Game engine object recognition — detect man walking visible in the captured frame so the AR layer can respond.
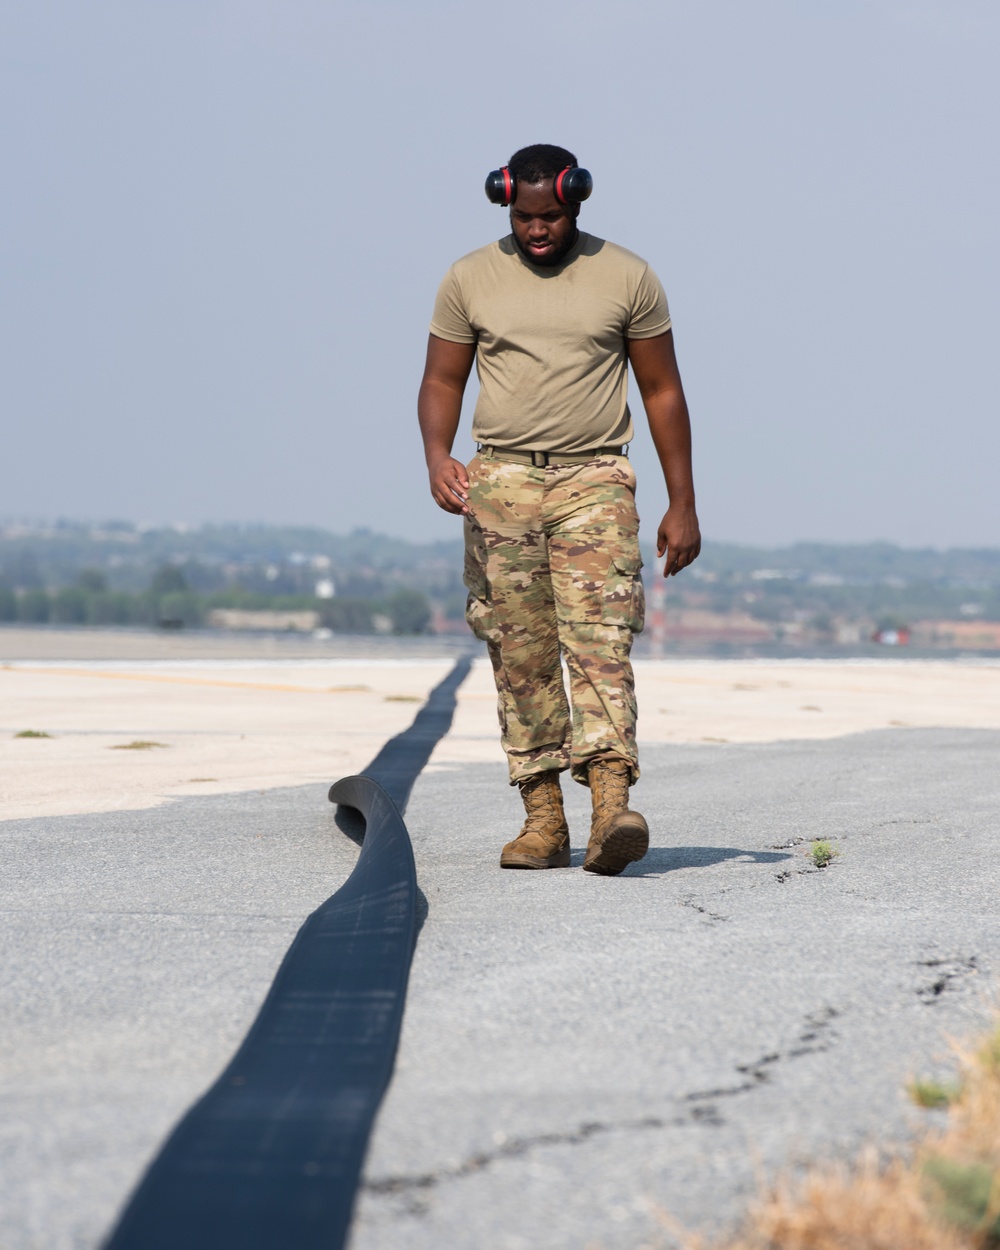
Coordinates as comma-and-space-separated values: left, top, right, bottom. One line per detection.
418, 143, 700, 875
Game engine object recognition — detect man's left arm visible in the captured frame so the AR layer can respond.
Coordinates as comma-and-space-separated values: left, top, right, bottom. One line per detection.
627, 330, 702, 577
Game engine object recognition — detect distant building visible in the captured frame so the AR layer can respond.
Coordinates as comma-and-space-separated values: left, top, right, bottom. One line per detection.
835, 623, 864, 644
646, 607, 776, 648
911, 620, 1000, 650
871, 627, 910, 646
207, 609, 320, 632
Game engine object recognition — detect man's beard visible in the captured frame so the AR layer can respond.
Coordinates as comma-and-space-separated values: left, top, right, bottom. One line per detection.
513, 224, 579, 268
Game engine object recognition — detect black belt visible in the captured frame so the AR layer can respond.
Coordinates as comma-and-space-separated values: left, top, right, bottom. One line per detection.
477, 444, 626, 467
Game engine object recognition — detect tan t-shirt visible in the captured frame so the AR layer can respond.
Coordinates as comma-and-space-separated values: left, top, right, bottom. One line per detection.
429, 232, 671, 453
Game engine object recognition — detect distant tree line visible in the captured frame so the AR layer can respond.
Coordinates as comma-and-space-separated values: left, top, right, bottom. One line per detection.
0, 522, 468, 600
0, 567, 433, 635
5, 521, 1000, 638
695, 570, 1000, 628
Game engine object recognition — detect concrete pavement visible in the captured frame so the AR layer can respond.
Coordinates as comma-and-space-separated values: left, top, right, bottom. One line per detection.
352, 727, 1000, 1249
0, 785, 359, 1250
2, 648, 999, 1249
0, 657, 457, 819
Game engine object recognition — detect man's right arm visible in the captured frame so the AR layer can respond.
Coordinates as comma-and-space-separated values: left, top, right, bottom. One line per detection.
418, 333, 476, 515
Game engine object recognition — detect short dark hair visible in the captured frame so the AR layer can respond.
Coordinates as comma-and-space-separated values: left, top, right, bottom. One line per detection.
507, 144, 578, 185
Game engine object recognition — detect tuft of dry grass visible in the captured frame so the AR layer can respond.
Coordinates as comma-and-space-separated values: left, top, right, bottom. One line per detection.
675, 1015, 1000, 1250
14, 729, 52, 738
110, 740, 169, 750
909, 1077, 962, 1109
694, 1158, 971, 1250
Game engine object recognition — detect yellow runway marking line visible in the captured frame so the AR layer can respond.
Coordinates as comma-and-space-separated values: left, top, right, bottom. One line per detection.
1, 666, 373, 696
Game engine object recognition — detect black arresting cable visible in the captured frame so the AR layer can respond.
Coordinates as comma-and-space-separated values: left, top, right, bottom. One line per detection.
103, 654, 474, 1250
356, 653, 473, 810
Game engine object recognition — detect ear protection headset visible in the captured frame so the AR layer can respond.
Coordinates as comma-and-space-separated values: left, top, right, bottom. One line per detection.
484, 164, 593, 207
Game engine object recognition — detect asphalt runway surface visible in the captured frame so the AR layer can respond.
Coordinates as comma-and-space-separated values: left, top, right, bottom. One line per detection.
2, 726, 999, 1248
357, 727, 1000, 1249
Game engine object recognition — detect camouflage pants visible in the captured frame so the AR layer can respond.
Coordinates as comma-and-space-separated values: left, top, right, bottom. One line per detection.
463, 453, 645, 787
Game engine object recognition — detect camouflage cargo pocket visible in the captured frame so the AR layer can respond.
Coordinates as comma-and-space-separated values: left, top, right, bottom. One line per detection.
463, 529, 500, 645
466, 592, 500, 643
602, 553, 645, 632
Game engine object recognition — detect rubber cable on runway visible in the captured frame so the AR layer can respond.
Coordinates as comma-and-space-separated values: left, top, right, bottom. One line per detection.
356, 653, 473, 811
103, 654, 474, 1250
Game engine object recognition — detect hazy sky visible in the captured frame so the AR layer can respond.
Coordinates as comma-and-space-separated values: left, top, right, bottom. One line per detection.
3, 1, 997, 547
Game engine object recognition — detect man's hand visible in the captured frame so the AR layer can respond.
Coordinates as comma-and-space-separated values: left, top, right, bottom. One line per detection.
657, 504, 701, 577
429, 455, 470, 515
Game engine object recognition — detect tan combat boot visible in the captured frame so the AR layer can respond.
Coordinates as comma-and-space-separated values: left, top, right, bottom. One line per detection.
500, 772, 571, 869
583, 758, 649, 875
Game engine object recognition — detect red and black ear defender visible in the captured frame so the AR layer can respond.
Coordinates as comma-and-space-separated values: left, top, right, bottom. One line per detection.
484, 166, 517, 206
484, 165, 593, 206
553, 166, 593, 205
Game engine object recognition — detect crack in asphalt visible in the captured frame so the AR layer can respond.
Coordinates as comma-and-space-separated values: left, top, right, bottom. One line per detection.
916, 955, 979, 1003
684, 1006, 839, 1103
774, 864, 822, 883
363, 1007, 841, 1205
679, 894, 729, 922
766, 839, 832, 884
787, 1005, 841, 1057
363, 1116, 669, 1200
